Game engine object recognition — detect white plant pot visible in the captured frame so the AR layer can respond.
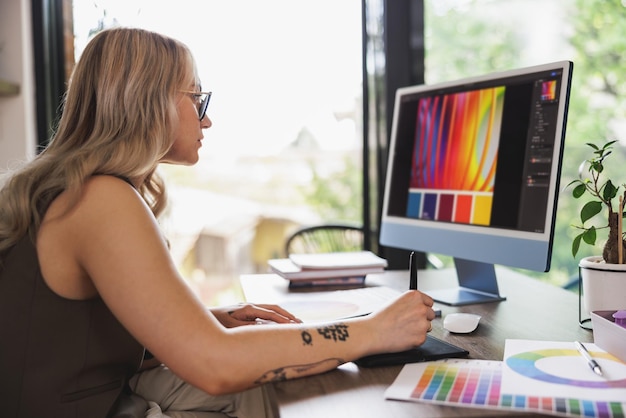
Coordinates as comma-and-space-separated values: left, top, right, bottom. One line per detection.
579, 256, 626, 313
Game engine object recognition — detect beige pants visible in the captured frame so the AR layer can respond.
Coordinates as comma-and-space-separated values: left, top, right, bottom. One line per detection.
128, 365, 278, 418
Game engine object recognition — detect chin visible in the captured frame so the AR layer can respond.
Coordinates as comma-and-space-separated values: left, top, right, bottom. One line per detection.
160, 154, 199, 166
179, 157, 198, 166
186, 154, 200, 165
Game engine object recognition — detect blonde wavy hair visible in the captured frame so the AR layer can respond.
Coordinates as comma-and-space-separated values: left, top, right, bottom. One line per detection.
0, 27, 195, 255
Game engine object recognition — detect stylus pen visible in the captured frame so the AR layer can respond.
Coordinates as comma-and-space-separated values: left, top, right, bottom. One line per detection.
409, 251, 418, 290
409, 252, 442, 317
575, 341, 603, 377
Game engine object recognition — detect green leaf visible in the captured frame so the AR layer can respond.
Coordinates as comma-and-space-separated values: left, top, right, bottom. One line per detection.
591, 161, 604, 173
582, 226, 596, 245
572, 233, 583, 257
602, 140, 617, 150
566, 179, 580, 188
572, 183, 587, 198
580, 201, 602, 224
602, 179, 618, 201
586, 142, 600, 151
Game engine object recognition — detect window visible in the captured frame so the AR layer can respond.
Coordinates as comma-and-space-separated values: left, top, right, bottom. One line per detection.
424, 0, 626, 288
71, 1, 364, 303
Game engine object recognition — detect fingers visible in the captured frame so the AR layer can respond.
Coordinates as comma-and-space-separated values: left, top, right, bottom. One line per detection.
419, 290, 434, 307
422, 293, 436, 332
228, 303, 302, 325
399, 290, 436, 339
409, 290, 436, 330
253, 309, 298, 324
427, 306, 437, 321
252, 303, 302, 323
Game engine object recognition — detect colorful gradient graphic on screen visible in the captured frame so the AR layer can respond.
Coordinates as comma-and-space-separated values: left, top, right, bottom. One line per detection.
407, 86, 505, 226
541, 80, 557, 101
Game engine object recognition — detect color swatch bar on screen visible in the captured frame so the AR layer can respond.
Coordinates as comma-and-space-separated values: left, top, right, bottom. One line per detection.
406, 190, 492, 226
408, 360, 625, 418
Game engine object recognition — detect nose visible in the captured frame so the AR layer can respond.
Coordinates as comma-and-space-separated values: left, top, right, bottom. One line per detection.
201, 114, 212, 129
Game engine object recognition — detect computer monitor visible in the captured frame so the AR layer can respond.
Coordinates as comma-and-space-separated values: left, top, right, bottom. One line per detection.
380, 61, 573, 306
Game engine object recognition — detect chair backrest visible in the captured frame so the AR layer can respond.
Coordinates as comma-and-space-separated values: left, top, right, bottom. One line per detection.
284, 224, 364, 256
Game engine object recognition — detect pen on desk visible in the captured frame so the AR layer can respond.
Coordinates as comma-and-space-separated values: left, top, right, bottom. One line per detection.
575, 341, 603, 377
409, 251, 418, 290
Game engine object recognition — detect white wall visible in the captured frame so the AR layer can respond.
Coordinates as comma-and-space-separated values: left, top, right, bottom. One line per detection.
0, 0, 36, 170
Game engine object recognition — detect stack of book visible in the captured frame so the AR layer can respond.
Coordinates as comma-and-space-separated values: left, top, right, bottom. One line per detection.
268, 251, 388, 287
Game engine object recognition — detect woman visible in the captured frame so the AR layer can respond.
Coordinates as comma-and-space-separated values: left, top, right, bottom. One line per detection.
0, 28, 436, 418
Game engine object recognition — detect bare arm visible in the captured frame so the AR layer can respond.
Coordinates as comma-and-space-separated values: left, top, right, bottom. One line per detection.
38, 176, 435, 395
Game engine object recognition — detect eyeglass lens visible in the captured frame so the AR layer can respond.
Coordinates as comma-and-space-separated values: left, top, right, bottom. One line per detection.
198, 93, 211, 120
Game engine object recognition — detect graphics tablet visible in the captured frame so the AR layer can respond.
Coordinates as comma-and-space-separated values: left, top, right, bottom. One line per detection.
354, 335, 469, 368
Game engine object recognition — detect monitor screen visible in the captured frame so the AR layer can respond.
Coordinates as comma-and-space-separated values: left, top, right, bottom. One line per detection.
380, 61, 573, 305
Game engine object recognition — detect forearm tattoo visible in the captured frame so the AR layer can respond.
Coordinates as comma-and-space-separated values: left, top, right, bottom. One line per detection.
318, 324, 349, 341
300, 323, 350, 345
254, 324, 351, 384
255, 358, 344, 384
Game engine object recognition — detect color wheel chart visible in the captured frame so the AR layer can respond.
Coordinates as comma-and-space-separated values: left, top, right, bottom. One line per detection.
502, 339, 626, 416
385, 357, 626, 418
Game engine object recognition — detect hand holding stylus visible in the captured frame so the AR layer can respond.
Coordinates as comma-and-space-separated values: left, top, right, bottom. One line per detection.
409, 251, 432, 332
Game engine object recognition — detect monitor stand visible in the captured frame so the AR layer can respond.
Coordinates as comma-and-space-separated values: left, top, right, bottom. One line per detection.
426, 258, 506, 306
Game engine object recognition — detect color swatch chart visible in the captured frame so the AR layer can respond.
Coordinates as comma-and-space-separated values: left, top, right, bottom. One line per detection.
384, 359, 626, 418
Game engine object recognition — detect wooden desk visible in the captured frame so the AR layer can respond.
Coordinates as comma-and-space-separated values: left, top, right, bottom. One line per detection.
241, 268, 593, 417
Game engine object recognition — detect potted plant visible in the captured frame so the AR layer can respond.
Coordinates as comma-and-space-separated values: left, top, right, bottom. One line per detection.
568, 140, 626, 313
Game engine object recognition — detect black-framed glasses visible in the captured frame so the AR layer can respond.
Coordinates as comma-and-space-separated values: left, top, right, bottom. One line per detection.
180, 90, 212, 120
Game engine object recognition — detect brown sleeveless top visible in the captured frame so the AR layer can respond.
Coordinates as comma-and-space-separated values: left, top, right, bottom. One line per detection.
0, 235, 144, 418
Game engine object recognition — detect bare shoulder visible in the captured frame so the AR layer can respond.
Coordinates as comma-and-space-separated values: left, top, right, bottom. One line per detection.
73, 175, 152, 220
44, 175, 141, 220
38, 175, 157, 299
71, 175, 159, 238
82, 175, 141, 202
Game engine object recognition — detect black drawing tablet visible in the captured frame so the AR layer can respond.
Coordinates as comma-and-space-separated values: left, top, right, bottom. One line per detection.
354, 335, 469, 368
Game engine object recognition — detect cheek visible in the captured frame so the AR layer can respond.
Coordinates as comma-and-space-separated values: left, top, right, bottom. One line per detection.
162, 130, 199, 164
171, 109, 194, 144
